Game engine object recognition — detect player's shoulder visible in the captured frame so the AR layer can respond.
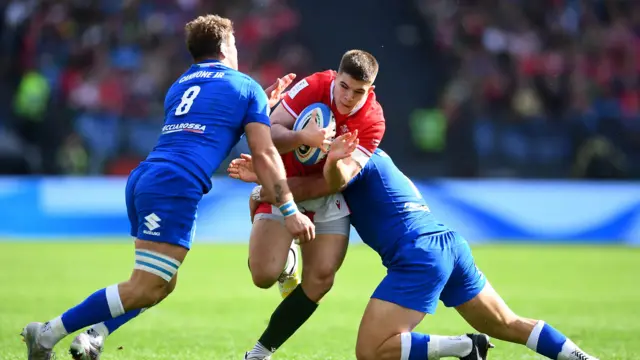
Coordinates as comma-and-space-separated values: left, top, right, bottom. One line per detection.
290, 70, 335, 95
223, 68, 264, 98
304, 69, 336, 84
363, 149, 392, 172
221, 67, 253, 85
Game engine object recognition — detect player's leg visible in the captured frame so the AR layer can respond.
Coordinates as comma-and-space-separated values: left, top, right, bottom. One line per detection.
248, 205, 296, 289
244, 217, 349, 359
69, 273, 178, 359
23, 239, 187, 360
456, 283, 599, 360
298, 226, 349, 301
22, 163, 197, 360
68, 170, 181, 359
355, 242, 491, 360
443, 233, 599, 360
356, 298, 426, 360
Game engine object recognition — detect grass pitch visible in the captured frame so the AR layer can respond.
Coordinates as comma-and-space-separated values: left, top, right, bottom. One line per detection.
0, 242, 639, 359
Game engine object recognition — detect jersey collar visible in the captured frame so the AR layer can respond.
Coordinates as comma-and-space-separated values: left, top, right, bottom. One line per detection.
196, 60, 223, 68
330, 79, 367, 117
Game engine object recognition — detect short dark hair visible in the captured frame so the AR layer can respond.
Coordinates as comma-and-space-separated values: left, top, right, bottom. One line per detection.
338, 50, 379, 83
185, 15, 234, 61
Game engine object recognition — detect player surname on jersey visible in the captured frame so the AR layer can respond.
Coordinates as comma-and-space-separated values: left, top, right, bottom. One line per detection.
178, 70, 225, 83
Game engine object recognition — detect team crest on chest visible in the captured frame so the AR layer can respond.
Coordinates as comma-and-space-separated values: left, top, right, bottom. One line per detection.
340, 124, 349, 135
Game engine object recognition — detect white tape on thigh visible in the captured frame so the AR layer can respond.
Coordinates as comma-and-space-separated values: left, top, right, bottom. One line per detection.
134, 249, 181, 282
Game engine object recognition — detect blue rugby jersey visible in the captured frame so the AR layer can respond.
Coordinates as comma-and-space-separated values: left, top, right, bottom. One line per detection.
343, 149, 449, 262
146, 60, 270, 192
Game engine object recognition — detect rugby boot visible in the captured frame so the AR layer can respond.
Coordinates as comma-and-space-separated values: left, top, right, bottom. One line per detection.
460, 333, 494, 360
277, 240, 301, 298
69, 328, 104, 360
21, 322, 56, 360
244, 351, 271, 360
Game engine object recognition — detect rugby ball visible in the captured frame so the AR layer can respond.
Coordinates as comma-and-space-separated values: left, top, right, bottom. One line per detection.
293, 103, 336, 165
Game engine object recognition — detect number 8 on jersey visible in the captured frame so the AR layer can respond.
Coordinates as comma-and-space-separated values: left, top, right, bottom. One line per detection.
175, 86, 202, 116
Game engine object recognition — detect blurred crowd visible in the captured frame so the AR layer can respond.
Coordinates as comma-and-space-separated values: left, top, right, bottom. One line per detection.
0, 0, 311, 175
0, 0, 638, 179
414, 0, 640, 178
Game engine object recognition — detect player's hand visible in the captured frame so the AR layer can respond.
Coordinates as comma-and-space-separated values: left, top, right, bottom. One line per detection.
327, 130, 359, 162
265, 73, 296, 108
227, 154, 259, 184
284, 212, 316, 243
300, 109, 336, 152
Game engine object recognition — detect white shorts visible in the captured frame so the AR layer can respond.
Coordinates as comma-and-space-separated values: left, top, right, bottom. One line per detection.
254, 193, 350, 236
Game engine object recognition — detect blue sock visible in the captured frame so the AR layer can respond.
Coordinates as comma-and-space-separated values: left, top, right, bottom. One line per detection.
99, 308, 146, 335
61, 284, 125, 333
526, 321, 567, 359
400, 332, 430, 360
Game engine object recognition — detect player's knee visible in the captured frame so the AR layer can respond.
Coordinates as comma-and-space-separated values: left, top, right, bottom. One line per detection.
248, 258, 280, 289
162, 275, 178, 299
251, 272, 278, 289
303, 268, 336, 301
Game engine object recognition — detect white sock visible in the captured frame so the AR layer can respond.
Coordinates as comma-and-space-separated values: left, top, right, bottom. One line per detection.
88, 322, 110, 339
248, 341, 273, 359
428, 335, 473, 359
39, 316, 68, 348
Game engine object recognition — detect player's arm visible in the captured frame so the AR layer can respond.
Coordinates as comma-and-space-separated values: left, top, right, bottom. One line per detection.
323, 145, 362, 193
255, 173, 333, 203
269, 75, 331, 154
243, 81, 316, 242
242, 83, 296, 208
229, 155, 335, 202
325, 118, 385, 192
244, 125, 292, 205
269, 104, 305, 153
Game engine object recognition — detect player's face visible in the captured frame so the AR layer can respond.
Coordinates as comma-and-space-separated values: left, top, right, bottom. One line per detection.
333, 73, 373, 115
221, 33, 238, 70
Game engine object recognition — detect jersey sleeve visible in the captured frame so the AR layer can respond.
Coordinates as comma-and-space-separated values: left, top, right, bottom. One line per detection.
346, 165, 365, 188
243, 80, 271, 128
280, 73, 324, 118
352, 118, 385, 169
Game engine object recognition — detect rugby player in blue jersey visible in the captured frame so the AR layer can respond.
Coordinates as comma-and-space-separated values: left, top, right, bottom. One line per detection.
21, 14, 315, 360
228, 132, 599, 360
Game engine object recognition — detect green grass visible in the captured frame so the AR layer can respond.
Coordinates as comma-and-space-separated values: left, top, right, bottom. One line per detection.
1, 242, 639, 359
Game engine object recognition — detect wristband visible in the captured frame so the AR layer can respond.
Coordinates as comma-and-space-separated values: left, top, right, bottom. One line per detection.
278, 200, 298, 217
251, 186, 262, 201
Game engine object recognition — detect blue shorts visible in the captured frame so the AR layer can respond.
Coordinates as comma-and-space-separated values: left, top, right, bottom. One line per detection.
125, 161, 203, 250
371, 231, 486, 314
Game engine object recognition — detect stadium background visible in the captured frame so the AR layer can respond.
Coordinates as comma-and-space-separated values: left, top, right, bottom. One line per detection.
0, 1, 639, 359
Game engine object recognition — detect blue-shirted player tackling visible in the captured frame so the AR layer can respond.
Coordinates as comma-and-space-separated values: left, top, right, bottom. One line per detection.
21, 14, 315, 360
232, 132, 599, 360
